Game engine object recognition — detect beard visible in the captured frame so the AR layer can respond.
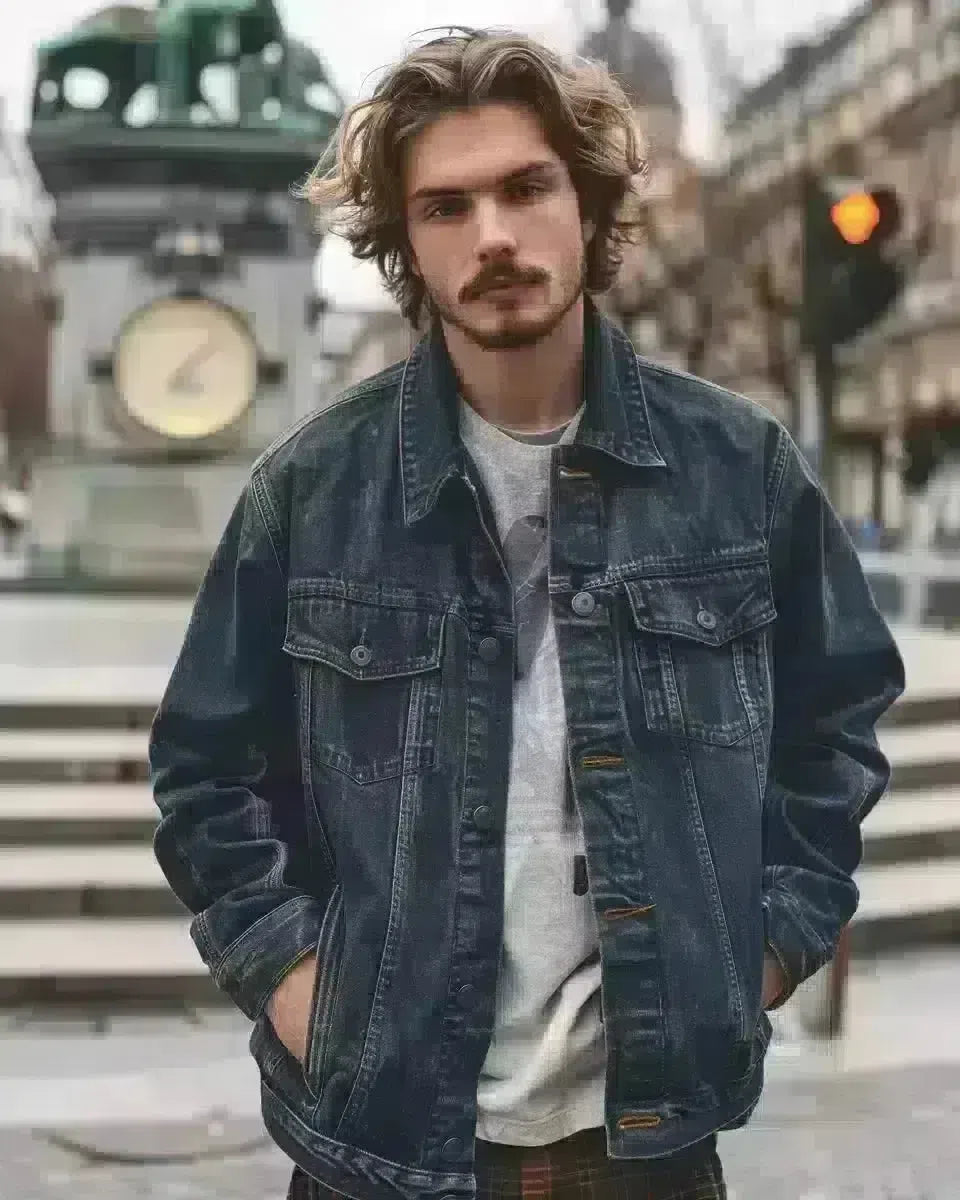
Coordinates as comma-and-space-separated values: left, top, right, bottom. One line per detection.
426, 254, 586, 351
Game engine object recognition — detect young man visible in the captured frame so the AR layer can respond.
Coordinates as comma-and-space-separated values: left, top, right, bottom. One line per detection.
151, 29, 905, 1200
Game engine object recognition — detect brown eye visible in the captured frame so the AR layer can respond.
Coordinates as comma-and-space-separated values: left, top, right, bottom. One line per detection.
425, 198, 466, 220
508, 179, 550, 201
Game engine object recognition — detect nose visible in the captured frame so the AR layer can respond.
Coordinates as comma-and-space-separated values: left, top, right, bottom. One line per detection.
472, 196, 517, 262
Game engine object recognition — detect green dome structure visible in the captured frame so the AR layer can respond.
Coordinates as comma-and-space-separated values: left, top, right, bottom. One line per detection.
21, 2, 345, 585
29, 0, 343, 193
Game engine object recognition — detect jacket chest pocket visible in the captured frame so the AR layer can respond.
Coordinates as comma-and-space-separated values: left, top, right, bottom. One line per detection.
624, 563, 776, 747
283, 590, 446, 784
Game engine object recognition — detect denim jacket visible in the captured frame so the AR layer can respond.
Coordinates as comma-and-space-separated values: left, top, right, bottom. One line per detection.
151, 305, 905, 1199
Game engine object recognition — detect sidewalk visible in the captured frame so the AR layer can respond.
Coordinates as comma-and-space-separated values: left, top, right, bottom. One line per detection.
2, 949, 959, 1198
2, 1065, 958, 1200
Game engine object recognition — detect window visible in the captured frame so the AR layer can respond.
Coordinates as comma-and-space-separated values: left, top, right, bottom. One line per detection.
304, 82, 339, 115
865, 12, 890, 65
198, 63, 240, 124
838, 96, 863, 139
891, 1, 915, 48
887, 63, 915, 106
123, 84, 158, 128
62, 67, 110, 111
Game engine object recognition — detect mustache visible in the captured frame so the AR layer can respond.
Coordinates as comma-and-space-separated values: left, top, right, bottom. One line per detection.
462, 265, 547, 301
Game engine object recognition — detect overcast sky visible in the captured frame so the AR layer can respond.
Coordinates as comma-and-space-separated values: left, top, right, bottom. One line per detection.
1, 0, 860, 305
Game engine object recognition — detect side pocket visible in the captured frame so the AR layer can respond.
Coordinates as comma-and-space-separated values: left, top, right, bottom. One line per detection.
303, 884, 345, 1101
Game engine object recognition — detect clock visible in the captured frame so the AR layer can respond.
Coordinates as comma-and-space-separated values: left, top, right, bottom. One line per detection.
112, 297, 258, 440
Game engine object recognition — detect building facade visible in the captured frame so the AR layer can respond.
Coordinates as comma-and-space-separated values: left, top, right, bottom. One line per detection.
714, 0, 960, 533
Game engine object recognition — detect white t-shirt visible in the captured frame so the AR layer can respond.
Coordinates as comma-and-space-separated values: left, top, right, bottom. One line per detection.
459, 398, 606, 1146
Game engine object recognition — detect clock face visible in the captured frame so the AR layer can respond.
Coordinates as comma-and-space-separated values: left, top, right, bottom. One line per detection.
113, 297, 258, 440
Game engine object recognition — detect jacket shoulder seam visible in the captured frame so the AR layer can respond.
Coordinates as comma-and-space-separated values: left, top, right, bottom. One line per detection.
765, 426, 793, 545
635, 355, 785, 423
251, 364, 405, 474
249, 469, 284, 577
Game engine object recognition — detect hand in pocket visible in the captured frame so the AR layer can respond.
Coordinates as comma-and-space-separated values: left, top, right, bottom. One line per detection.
761, 950, 787, 1010
267, 954, 318, 1063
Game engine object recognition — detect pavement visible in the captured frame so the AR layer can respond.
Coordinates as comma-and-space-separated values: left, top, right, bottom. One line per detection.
2, 1068, 958, 1200
1, 948, 959, 1199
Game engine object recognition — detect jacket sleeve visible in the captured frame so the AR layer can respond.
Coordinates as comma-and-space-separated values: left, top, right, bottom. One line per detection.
150, 467, 331, 1021
761, 429, 906, 1005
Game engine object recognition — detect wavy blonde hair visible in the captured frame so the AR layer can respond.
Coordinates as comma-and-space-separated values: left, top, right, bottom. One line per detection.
299, 28, 648, 326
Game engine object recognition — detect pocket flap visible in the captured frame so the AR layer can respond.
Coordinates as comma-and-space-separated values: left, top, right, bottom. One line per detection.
284, 590, 445, 680
625, 562, 776, 646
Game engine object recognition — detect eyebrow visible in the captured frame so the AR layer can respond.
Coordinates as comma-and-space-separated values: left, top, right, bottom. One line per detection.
408, 160, 560, 204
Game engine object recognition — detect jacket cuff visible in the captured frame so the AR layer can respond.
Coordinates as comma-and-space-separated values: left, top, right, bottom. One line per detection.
201, 893, 326, 1021
761, 884, 832, 1009
763, 940, 794, 1010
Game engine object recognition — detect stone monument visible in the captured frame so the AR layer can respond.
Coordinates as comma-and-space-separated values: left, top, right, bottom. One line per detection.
24, 1, 343, 583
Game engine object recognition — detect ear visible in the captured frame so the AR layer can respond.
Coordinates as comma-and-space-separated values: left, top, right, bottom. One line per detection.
582, 217, 597, 245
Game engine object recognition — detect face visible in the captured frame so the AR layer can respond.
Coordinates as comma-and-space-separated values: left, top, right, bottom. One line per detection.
404, 103, 590, 350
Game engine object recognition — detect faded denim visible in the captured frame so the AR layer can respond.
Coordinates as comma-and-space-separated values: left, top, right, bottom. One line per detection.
151, 305, 905, 1200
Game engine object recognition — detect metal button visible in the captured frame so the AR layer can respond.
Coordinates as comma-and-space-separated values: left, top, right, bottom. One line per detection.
478, 636, 500, 663
441, 1136, 463, 1161
696, 609, 717, 631
456, 983, 477, 1009
473, 805, 494, 831
572, 591, 596, 616
349, 644, 372, 667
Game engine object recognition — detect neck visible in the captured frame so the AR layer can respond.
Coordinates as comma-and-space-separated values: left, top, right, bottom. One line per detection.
443, 296, 585, 432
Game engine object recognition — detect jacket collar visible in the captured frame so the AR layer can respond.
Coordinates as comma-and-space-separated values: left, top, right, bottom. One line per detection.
399, 299, 667, 526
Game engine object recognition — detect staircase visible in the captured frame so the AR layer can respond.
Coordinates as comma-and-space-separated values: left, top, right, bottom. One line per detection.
0, 702, 220, 1009
850, 699, 960, 957
0, 637, 957, 1011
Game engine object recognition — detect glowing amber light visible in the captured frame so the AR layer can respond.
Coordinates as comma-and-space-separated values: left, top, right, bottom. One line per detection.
830, 191, 881, 245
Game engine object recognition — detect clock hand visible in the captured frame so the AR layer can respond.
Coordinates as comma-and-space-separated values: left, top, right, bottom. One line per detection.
169, 337, 217, 391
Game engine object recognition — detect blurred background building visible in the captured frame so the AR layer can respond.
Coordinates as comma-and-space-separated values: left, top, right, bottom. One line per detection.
713, 0, 960, 539
0, 0, 957, 602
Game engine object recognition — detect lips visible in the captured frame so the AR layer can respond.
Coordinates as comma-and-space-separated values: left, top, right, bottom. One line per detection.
476, 278, 537, 298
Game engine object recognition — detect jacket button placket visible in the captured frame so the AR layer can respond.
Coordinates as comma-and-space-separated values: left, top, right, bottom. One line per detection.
552, 454, 668, 1111
428, 507, 514, 1170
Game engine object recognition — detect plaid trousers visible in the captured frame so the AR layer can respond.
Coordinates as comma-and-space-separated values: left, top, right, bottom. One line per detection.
287, 1127, 726, 1199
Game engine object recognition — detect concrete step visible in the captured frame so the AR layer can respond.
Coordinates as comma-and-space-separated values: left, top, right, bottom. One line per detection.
0, 917, 221, 1007
0, 781, 955, 866
849, 856, 960, 956
0, 844, 183, 918
0, 715, 950, 772
0, 729, 150, 783
0, 703, 156, 730
885, 692, 960, 728
860, 790, 960, 864
0, 859, 957, 1006
880, 721, 960, 791
0, 783, 157, 844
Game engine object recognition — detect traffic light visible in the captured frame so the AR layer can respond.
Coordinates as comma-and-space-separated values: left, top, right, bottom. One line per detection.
801, 175, 903, 350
